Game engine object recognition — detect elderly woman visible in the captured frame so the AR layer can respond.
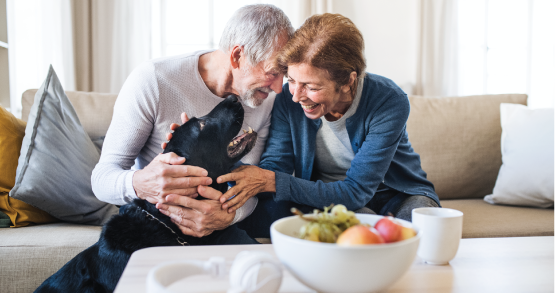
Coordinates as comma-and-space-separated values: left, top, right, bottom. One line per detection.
217, 13, 440, 221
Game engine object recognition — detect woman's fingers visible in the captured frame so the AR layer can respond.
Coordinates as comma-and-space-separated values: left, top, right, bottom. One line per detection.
223, 190, 251, 212
217, 172, 240, 184
181, 113, 189, 124
228, 196, 251, 213
222, 189, 249, 210
220, 186, 240, 203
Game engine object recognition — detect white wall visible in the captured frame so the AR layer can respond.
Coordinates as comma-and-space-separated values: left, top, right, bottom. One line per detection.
333, 0, 420, 94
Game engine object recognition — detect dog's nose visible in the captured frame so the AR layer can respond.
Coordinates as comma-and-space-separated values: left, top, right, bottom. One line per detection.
223, 94, 239, 103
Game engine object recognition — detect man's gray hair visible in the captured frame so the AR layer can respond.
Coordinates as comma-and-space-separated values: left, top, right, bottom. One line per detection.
219, 4, 294, 66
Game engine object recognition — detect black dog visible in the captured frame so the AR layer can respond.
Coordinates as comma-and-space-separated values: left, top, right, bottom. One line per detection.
163, 94, 257, 194
35, 94, 257, 293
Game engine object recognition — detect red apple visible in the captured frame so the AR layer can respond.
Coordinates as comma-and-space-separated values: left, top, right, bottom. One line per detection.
337, 225, 385, 246
374, 217, 403, 243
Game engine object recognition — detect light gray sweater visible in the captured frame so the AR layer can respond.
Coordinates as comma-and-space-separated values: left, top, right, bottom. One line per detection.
92, 50, 275, 224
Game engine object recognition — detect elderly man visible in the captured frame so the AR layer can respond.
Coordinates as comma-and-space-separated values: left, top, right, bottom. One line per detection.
92, 4, 294, 244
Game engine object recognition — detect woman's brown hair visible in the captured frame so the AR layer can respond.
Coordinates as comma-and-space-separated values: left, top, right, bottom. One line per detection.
277, 13, 366, 96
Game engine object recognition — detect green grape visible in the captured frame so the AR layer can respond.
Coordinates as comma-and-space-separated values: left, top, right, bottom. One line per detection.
319, 223, 336, 243
294, 204, 362, 243
331, 205, 348, 224
300, 223, 308, 237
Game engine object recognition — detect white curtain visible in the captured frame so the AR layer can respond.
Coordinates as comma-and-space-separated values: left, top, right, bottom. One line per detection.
109, 0, 151, 93
105, 0, 334, 92
8, 0, 335, 109
415, 0, 459, 97
8, 0, 151, 109
268, 0, 333, 28
7, 0, 75, 117
91, 0, 151, 94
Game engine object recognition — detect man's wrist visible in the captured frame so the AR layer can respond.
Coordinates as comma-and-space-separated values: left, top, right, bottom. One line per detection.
126, 170, 140, 201
131, 169, 145, 200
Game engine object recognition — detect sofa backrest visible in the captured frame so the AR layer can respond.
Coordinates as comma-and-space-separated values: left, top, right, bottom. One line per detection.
22, 89, 117, 140
406, 94, 527, 200
21, 90, 527, 201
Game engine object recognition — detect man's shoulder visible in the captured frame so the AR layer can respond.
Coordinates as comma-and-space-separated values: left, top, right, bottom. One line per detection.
148, 50, 213, 77
151, 50, 209, 65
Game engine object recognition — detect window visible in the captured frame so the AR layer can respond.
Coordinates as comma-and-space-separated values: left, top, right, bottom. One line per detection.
458, 0, 554, 108
151, 0, 261, 59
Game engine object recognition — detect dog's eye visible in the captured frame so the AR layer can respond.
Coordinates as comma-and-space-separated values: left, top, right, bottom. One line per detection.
199, 121, 206, 131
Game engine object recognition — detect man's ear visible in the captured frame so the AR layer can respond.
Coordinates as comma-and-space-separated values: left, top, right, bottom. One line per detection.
230, 46, 243, 69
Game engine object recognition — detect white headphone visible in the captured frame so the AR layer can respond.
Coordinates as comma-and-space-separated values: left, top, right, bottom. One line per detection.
146, 251, 283, 293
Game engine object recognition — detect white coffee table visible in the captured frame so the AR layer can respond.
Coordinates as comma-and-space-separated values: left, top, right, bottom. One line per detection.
114, 236, 554, 293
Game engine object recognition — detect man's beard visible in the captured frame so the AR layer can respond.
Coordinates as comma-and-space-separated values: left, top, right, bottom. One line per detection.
240, 87, 273, 108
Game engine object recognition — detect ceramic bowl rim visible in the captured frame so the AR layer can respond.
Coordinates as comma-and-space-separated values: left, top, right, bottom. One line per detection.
270, 214, 421, 249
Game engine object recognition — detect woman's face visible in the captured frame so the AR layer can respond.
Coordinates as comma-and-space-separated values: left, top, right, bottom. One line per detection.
287, 63, 352, 120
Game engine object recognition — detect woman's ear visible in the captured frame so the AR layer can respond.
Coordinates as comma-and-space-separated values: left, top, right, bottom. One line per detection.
341, 71, 358, 94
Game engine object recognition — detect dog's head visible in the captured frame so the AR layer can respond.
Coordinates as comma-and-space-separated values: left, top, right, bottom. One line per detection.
163, 94, 257, 192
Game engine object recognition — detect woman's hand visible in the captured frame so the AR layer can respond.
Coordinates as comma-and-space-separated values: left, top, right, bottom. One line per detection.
217, 165, 276, 213
161, 112, 189, 150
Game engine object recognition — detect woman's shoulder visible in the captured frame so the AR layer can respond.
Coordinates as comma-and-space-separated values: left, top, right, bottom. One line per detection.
356, 73, 410, 121
362, 73, 407, 99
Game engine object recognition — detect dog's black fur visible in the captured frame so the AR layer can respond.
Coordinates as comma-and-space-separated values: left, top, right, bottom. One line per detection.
163, 94, 256, 194
35, 94, 257, 293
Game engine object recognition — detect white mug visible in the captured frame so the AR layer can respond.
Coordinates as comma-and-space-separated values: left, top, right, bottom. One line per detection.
412, 207, 463, 265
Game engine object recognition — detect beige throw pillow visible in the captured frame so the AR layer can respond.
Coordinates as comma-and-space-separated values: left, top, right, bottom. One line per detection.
484, 104, 554, 208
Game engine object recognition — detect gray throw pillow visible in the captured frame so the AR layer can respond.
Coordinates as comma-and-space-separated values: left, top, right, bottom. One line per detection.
9, 66, 119, 225
90, 136, 106, 154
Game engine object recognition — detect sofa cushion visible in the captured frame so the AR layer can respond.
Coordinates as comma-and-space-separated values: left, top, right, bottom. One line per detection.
407, 94, 527, 200
441, 199, 554, 238
0, 223, 101, 293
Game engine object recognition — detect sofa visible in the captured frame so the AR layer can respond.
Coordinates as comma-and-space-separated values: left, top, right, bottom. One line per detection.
1, 90, 553, 293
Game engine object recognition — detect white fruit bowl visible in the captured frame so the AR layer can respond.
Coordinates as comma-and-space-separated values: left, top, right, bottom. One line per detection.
270, 214, 420, 293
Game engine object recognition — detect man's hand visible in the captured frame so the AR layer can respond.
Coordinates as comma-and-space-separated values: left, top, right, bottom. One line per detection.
217, 165, 276, 213
161, 113, 189, 150
156, 185, 235, 237
132, 152, 212, 204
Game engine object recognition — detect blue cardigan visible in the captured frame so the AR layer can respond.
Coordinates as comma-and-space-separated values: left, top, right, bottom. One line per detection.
257, 73, 439, 210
